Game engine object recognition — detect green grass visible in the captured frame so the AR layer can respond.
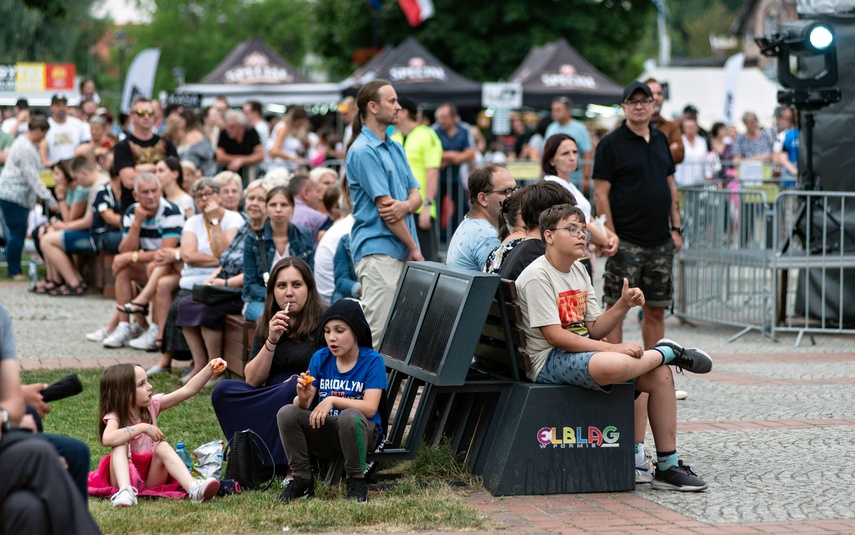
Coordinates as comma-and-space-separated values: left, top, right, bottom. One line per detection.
22, 369, 498, 534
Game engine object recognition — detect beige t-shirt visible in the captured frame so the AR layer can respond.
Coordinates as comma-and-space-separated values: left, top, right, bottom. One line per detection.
515, 255, 602, 381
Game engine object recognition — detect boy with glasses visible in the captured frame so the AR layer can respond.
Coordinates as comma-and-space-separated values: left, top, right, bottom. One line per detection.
445, 163, 517, 272
515, 203, 711, 492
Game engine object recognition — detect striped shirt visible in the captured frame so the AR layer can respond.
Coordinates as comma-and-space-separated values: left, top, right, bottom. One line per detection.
121, 197, 185, 251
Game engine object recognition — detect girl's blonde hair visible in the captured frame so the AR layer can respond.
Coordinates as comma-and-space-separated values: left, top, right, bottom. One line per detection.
97, 364, 152, 439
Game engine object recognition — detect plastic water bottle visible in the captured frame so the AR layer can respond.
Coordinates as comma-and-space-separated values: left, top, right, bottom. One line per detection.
28, 258, 37, 290
176, 443, 193, 472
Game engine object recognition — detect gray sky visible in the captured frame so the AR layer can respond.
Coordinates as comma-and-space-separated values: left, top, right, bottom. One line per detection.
90, 0, 152, 24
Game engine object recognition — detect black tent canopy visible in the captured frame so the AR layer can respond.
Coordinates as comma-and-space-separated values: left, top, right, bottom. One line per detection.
509, 38, 623, 108
340, 37, 482, 107
176, 37, 341, 106
200, 37, 310, 84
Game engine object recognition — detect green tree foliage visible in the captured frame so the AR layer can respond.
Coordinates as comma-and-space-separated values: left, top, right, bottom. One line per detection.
128, 0, 312, 94
0, 0, 97, 63
311, 0, 655, 84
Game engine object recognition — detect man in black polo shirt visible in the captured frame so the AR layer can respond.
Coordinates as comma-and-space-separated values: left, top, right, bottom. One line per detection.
593, 81, 683, 485
215, 109, 263, 187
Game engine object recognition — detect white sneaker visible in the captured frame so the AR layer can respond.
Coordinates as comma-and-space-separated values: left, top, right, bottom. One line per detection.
111, 485, 138, 507
103, 323, 134, 348
129, 324, 158, 351
188, 477, 220, 503
86, 326, 113, 342
635, 451, 656, 484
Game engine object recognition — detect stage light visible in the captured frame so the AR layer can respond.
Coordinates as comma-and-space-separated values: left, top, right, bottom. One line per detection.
809, 25, 833, 51
754, 19, 838, 89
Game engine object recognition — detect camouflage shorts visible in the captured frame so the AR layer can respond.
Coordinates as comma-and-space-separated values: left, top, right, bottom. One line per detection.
602, 239, 676, 308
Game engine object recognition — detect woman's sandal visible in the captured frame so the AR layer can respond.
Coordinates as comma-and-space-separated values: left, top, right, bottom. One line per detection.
49, 283, 86, 296
31, 279, 62, 294
116, 301, 149, 316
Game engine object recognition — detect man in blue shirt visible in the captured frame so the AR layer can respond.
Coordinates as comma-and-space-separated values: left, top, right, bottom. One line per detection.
446, 164, 516, 272
433, 103, 476, 240
345, 79, 424, 348
544, 96, 593, 191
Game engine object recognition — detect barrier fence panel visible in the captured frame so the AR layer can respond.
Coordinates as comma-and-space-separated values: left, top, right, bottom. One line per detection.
676, 187, 855, 344
674, 186, 776, 341
771, 190, 855, 345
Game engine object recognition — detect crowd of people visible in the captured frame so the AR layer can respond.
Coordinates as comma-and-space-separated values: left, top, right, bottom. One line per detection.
2, 73, 807, 523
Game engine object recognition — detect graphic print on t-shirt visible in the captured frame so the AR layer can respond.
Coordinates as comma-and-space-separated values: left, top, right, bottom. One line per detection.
318, 378, 365, 417
557, 288, 589, 336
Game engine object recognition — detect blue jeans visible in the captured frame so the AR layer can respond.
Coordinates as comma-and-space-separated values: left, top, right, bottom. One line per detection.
0, 199, 29, 276
244, 300, 264, 322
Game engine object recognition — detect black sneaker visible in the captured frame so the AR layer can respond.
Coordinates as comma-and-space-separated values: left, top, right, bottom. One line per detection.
656, 338, 713, 374
345, 476, 368, 503
651, 460, 708, 492
279, 477, 315, 503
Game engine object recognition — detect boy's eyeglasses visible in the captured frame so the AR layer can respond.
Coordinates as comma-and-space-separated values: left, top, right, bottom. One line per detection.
134, 109, 155, 117
549, 225, 592, 241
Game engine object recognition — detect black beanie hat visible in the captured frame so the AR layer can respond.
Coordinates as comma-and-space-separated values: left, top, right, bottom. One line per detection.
315, 299, 374, 350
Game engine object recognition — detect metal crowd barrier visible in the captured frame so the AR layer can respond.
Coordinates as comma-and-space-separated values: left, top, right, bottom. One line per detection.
675, 186, 855, 345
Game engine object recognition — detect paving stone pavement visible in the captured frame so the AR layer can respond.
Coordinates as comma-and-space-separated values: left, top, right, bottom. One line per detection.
4, 280, 855, 533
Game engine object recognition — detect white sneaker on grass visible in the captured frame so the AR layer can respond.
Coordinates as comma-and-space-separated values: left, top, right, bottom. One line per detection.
111, 485, 138, 507
103, 323, 134, 348
129, 324, 158, 351
86, 326, 113, 342
189, 477, 220, 503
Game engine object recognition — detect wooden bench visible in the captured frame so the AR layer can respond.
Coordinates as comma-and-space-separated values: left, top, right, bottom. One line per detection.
77, 252, 115, 298
222, 314, 255, 378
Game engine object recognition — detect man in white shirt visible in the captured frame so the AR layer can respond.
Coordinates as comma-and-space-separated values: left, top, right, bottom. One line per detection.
1, 99, 29, 137
46, 94, 90, 166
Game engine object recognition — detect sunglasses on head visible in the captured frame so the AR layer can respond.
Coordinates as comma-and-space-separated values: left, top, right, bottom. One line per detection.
134, 109, 155, 117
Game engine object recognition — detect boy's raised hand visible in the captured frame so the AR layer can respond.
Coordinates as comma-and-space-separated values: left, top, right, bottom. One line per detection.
619, 278, 645, 308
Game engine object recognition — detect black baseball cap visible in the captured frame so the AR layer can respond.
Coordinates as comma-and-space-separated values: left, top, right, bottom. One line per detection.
51, 93, 69, 104
398, 97, 419, 117
15, 98, 28, 109
622, 81, 652, 102
684, 104, 699, 114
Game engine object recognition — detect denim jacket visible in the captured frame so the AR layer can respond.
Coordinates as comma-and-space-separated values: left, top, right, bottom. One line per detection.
332, 233, 359, 303
242, 220, 314, 304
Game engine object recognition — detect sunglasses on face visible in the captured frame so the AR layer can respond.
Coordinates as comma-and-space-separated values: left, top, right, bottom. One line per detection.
134, 109, 155, 117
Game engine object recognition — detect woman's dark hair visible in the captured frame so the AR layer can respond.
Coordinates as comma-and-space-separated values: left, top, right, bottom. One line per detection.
52, 159, 72, 184
711, 122, 727, 139
256, 257, 325, 343
497, 184, 528, 241
180, 108, 202, 132
266, 185, 294, 208
160, 155, 185, 192
342, 79, 392, 202
98, 364, 152, 439
541, 133, 578, 178
521, 180, 576, 230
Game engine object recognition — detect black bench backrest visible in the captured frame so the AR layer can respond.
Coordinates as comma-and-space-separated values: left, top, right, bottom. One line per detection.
474, 279, 530, 382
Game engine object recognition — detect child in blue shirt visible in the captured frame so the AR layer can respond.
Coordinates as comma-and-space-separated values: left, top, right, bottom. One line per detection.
277, 298, 387, 503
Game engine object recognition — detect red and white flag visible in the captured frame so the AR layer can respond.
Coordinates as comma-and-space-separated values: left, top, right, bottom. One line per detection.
398, 0, 435, 26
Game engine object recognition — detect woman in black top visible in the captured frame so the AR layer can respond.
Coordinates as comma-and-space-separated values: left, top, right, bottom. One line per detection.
211, 257, 325, 470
